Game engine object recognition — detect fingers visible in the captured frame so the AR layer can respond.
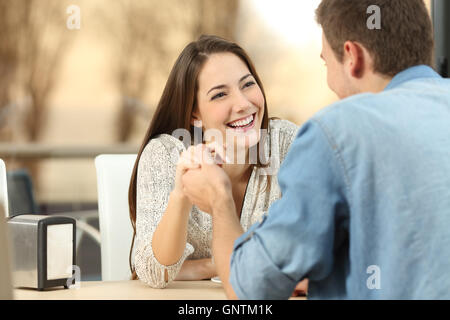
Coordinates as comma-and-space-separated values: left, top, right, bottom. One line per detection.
205, 141, 229, 165
292, 279, 308, 297
186, 143, 214, 165
178, 147, 201, 170
183, 188, 211, 213
203, 141, 231, 166
180, 143, 229, 167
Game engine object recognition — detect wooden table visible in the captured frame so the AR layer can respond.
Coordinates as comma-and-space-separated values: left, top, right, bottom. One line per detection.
14, 280, 306, 300
14, 280, 226, 300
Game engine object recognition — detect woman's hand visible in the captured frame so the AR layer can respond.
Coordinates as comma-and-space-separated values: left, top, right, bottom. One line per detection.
173, 145, 202, 200
181, 143, 231, 214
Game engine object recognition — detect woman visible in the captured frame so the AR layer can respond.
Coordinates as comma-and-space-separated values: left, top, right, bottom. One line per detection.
128, 35, 306, 293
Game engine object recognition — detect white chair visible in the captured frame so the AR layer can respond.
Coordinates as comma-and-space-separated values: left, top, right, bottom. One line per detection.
0, 159, 8, 217
95, 154, 136, 281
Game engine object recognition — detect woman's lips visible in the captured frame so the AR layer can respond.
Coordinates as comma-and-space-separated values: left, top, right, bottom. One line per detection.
226, 113, 256, 132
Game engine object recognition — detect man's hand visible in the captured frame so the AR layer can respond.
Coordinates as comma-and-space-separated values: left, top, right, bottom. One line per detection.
181, 143, 242, 299
291, 279, 309, 297
181, 144, 232, 213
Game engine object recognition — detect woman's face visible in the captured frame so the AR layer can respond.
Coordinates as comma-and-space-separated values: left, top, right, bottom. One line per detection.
193, 52, 265, 151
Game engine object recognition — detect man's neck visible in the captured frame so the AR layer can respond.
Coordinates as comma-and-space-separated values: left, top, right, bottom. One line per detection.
360, 72, 393, 94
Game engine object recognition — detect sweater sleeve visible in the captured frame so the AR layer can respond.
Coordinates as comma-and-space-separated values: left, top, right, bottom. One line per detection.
134, 137, 194, 288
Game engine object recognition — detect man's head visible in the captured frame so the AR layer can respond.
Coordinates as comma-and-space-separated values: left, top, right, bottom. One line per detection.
316, 0, 434, 99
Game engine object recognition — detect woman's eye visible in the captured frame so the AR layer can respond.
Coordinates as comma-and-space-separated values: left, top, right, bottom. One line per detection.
211, 92, 226, 101
243, 81, 255, 89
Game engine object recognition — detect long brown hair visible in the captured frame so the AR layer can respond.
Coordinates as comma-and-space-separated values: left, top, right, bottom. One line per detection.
128, 35, 270, 279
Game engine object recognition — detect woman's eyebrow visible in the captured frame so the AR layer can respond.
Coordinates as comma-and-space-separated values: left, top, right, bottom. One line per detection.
207, 74, 253, 95
239, 73, 252, 83
207, 84, 226, 95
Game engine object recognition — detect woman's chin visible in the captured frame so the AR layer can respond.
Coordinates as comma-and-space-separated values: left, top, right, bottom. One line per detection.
245, 129, 261, 148
229, 127, 261, 162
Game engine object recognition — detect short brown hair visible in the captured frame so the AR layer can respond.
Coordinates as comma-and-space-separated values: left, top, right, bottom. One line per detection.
316, 0, 434, 77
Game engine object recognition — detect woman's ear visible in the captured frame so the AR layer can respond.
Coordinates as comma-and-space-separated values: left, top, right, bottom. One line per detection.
191, 110, 202, 127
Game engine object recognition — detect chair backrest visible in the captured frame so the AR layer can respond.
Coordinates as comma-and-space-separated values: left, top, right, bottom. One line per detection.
0, 159, 9, 217
95, 154, 136, 281
6, 169, 39, 216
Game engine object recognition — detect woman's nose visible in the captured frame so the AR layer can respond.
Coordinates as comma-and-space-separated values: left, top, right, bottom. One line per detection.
232, 91, 251, 113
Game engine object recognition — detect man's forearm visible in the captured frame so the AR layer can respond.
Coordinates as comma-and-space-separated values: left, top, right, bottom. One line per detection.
211, 191, 244, 299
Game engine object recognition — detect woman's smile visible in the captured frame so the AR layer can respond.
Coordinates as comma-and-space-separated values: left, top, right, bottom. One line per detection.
226, 113, 257, 133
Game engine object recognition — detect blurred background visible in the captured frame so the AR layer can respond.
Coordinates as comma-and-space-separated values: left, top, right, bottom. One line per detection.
0, 0, 433, 280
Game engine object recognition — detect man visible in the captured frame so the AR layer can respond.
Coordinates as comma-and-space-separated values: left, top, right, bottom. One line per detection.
182, 0, 450, 299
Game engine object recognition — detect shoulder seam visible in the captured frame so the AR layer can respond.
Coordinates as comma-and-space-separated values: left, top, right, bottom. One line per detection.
146, 135, 184, 159
311, 119, 352, 195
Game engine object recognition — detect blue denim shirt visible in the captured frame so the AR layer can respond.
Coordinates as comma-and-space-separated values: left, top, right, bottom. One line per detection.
229, 65, 450, 300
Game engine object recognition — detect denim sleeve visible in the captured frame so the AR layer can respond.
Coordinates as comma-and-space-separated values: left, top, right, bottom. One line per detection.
229, 119, 350, 300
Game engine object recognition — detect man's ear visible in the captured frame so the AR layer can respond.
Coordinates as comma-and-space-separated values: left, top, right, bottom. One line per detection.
343, 41, 365, 79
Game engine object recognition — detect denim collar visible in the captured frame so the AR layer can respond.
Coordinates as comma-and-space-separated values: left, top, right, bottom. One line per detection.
384, 65, 441, 91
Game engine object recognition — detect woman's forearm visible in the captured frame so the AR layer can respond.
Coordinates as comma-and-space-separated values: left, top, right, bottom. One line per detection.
152, 191, 192, 266
175, 258, 216, 281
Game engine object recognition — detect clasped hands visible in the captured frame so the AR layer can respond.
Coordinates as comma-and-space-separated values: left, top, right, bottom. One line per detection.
176, 142, 231, 214
175, 142, 309, 297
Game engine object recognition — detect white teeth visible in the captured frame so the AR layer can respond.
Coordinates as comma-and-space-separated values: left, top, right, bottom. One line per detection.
228, 115, 254, 127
